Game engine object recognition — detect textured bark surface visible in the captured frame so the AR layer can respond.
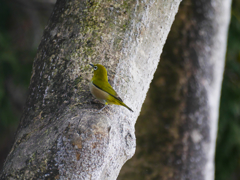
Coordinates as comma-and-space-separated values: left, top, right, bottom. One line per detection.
0, 0, 182, 179
118, 0, 231, 180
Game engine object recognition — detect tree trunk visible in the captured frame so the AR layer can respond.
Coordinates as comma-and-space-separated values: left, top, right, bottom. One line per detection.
118, 0, 231, 180
0, 0, 182, 179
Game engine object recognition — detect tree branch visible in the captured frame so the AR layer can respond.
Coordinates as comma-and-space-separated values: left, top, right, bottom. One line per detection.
1, 0, 182, 179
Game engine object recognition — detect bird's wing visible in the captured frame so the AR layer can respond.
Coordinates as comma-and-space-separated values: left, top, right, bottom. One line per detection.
92, 80, 123, 102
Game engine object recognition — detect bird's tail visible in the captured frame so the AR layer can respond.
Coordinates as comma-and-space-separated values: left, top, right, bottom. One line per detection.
120, 102, 133, 112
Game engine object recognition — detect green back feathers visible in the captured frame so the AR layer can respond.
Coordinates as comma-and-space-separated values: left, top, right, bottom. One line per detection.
93, 80, 122, 101
90, 64, 120, 100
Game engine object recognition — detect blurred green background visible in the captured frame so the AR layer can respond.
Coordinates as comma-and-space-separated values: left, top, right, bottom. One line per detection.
0, 0, 240, 179
0, 0, 55, 170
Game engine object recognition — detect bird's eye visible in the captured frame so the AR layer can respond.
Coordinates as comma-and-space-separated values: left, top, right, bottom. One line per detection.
94, 66, 98, 70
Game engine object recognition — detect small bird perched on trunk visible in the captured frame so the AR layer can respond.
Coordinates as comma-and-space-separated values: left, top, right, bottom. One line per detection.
89, 63, 133, 112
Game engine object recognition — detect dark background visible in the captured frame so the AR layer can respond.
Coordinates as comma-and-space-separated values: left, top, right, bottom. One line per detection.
0, 0, 240, 180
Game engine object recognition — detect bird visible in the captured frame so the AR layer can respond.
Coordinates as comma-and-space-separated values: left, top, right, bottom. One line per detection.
89, 63, 133, 112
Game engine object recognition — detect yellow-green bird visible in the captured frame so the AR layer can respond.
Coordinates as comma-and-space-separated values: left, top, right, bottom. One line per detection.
89, 64, 133, 112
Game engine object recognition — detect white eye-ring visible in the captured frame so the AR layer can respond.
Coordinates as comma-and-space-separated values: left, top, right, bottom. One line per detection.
94, 66, 98, 70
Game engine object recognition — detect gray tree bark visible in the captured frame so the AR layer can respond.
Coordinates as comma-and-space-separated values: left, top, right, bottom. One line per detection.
118, 0, 231, 180
0, 0, 182, 179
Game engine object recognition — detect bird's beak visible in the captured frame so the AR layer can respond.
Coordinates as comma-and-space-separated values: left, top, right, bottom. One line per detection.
89, 64, 94, 68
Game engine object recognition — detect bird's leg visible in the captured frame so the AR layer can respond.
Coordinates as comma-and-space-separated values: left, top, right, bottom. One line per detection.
96, 101, 112, 113
97, 105, 107, 113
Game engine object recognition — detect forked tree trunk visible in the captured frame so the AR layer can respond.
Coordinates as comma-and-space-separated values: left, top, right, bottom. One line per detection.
0, 0, 182, 179
118, 0, 231, 180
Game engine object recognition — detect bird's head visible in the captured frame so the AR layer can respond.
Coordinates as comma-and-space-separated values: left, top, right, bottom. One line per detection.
90, 64, 108, 82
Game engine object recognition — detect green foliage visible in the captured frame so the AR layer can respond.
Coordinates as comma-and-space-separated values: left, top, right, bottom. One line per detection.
0, 0, 33, 137
0, 1, 17, 135
215, 0, 240, 179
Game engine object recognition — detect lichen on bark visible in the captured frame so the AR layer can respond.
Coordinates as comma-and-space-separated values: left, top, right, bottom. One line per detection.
1, 0, 182, 179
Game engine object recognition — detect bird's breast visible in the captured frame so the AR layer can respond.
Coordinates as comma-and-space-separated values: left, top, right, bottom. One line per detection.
89, 81, 109, 104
